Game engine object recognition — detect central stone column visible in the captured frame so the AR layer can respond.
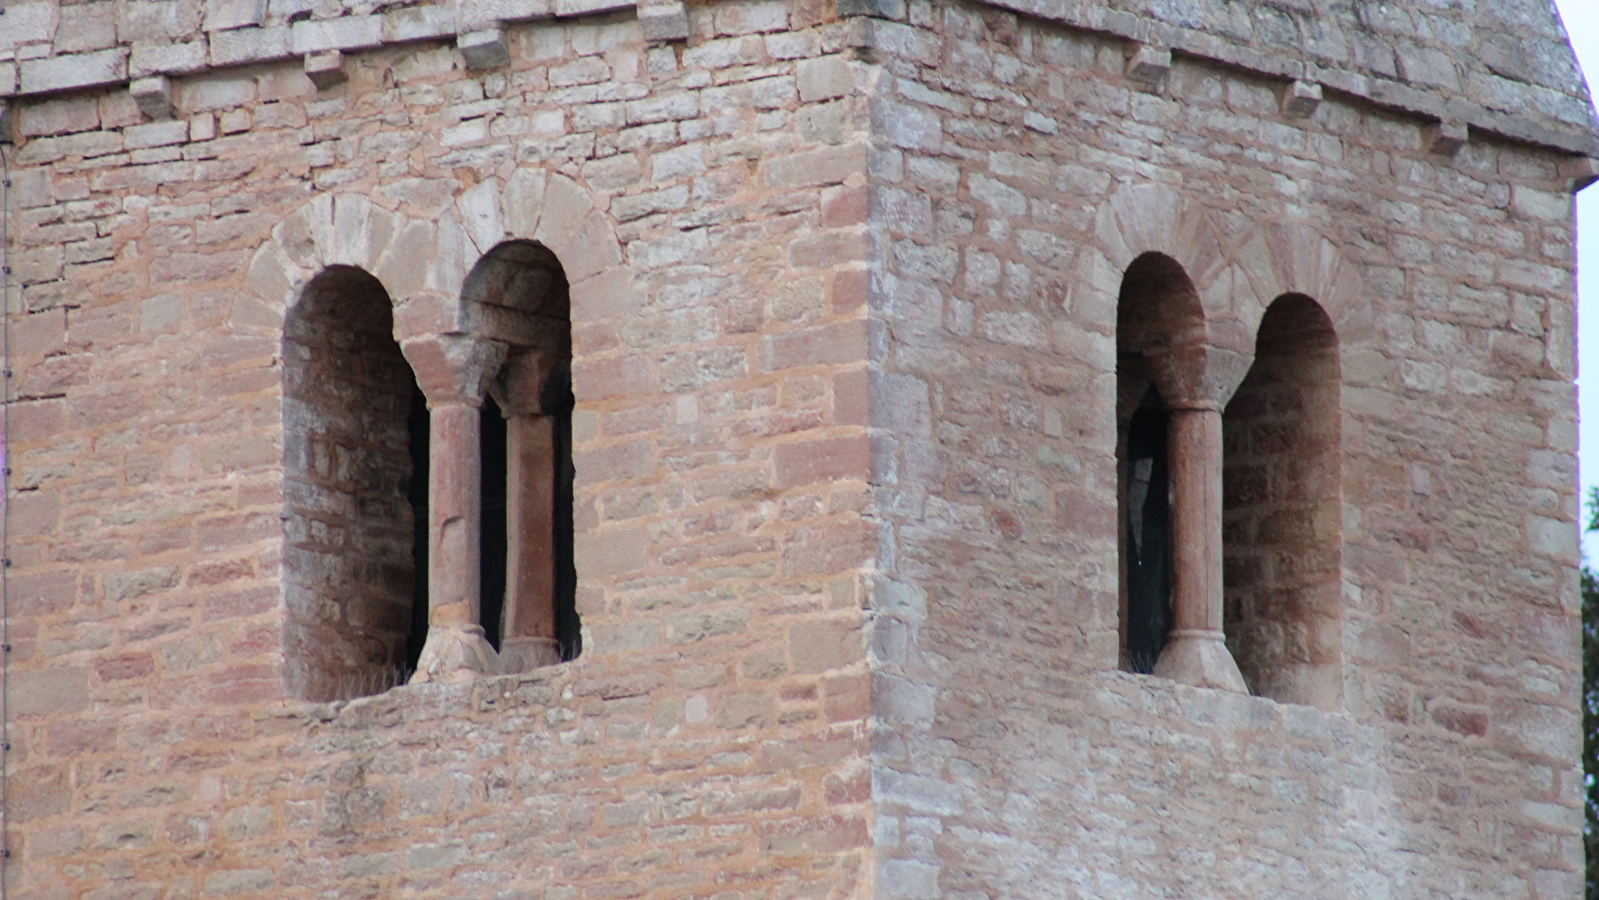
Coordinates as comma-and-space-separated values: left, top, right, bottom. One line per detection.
496, 352, 565, 672
405, 334, 507, 684
1152, 400, 1247, 693
500, 414, 563, 671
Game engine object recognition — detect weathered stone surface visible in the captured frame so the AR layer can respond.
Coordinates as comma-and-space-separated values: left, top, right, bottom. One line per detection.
129, 75, 174, 119
302, 50, 345, 89
19, 49, 127, 94
457, 28, 510, 70
1, 3, 1593, 900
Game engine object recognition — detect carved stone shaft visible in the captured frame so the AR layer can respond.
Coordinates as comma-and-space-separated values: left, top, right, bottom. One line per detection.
1153, 403, 1247, 693
411, 400, 502, 683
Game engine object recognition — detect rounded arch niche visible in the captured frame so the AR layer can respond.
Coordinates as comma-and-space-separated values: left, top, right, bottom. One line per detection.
1086, 184, 1366, 701
246, 173, 628, 698
281, 265, 418, 702
1223, 293, 1343, 710
1115, 251, 1205, 674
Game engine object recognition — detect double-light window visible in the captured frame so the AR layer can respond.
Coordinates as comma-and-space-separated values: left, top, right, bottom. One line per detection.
1115, 252, 1342, 710
281, 242, 578, 701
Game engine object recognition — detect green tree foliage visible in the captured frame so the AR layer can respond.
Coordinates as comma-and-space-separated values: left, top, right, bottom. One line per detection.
1584, 487, 1599, 899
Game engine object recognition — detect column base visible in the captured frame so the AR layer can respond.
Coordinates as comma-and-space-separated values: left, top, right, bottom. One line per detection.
1153, 628, 1248, 693
499, 636, 563, 674
409, 625, 502, 684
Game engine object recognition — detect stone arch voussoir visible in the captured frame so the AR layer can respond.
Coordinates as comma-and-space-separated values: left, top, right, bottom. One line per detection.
1227, 221, 1371, 347
1079, 183, 1232, 337
1081, 182, 1371, 364
238, 169, 634, 343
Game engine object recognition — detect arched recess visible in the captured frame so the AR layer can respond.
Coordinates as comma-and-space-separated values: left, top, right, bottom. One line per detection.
281, 266, 420, 701
244, 172, 630, 695
1070, 183, 1368, 679
1223, 294, 1342, 710
465, 240, 580, 670
1116, 252, 1204, 673
1070, 183, 1371, 359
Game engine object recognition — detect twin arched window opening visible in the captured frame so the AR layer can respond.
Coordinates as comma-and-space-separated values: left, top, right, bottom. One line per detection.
1116, 252, 1342, 710
283, 241, 578, 702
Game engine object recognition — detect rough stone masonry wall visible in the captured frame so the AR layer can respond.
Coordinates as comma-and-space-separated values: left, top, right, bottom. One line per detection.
3, 4, 883, 897
4, 0, 1595, 154
860, 3, 1585, 898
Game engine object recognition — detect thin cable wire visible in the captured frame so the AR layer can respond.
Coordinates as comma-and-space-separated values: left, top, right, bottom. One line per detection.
2, 137, 14, 899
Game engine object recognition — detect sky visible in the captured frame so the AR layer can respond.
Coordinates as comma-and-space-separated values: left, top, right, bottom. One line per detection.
1555, 0, 1599, 561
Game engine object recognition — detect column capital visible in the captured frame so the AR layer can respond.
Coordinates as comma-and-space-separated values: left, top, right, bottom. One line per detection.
401, 333, 507, 407
493, 350, 562, 417
1142, 333, 1253, 409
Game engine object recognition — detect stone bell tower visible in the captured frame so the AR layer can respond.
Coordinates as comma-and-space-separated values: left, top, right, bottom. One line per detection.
1, 0, 1595, 897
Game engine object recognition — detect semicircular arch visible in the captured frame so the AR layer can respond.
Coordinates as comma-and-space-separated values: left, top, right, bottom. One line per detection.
1078, 182, 1371, 377
235, 171, 631, 343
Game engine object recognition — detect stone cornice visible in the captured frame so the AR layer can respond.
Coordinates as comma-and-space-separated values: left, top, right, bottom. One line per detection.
1, 0, 1596, 158
968, 0, 1599, 157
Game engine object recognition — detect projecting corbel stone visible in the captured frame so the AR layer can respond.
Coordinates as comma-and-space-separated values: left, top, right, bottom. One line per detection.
131, 76, 175, 120
1281, 80, 1322, 118
459, 28, 511, 70
638, 0, 690, 43
305, 51, 347, 90
1125, 43, 1171, 89
1561, 156, 1599, 192
1426, 118, 1468, 156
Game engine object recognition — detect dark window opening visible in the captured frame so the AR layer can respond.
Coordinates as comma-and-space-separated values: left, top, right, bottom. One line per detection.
1114, 252, 1201, 675
544, 362, 581, 662
481, 395, 509, 654
406, 382, 431, 674
1124, 386, 1172, 674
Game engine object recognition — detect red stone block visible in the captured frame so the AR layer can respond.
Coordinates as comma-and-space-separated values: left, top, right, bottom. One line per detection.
774, 434, 869, 489
96, 652, 157, 682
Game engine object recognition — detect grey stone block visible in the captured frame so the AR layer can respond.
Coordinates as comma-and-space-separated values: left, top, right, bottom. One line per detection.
639, 2, 690, 43
382, 5, 458, 43
1281, 79, 1322, 118
836, 0, 905, 19
291, 15, 382, 54
202, 0, 267, 32
20, 49, 127, 94
209, 25, 292, 66
131, 75, 175, 119
1426, 117, 1468, 156
305, 50, 347, 90
1124, 43, 1170, 86
458, 29, 510, 70
129, 39, 210, 78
